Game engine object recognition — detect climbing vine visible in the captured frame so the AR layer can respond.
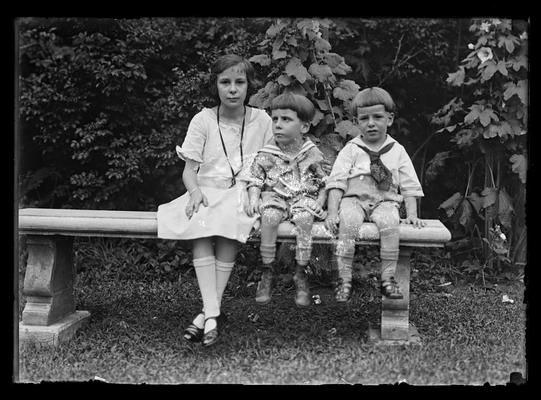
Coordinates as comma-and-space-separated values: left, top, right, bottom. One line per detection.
431, 18, 528, 268
248, 18, 360, 163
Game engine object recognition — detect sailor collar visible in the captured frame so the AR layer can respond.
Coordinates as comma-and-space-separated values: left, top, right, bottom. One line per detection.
259, 139, 317, 160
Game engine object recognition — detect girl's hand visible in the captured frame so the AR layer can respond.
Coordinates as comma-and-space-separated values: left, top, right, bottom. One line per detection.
185, 189, 208, 219
324, 212, 340, 233
401, 216, 426, 228
245, 197, 260, 217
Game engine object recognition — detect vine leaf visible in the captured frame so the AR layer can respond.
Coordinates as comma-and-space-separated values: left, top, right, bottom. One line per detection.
285, 57, 311, 83
424, 151, 451, 182
334, 120, 360, 139
439, 192, 463, 217
480, 61, 498, 81
324, 52, 345, 68
286, 36, 298, 47
503, 82, 519, 100
458, 199, 474, 228
467, 192, 483, 214
479, 108, 499, 127
516, 80, 528, 105
266, 20, 289, 38
277, 74, 292, 86
315, 99, 329, 111
498, 188, 514, 229
464, 105, 481, 125
498, 34, 520, 53
481, 187, 497, 209
446, 66, 465, 86
333, 79, 360, 101
509, 154, 527, 183
331, 61, 352, 75
308, 63, 333, 82
314, 37, 332, 53
496, 60, 508, 76
272, 50, 288, 60
249, 54, 271, 66
311, 109, 325, 126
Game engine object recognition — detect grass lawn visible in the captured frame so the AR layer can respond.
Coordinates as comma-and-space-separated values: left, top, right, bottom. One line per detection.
16, 240, 527, 385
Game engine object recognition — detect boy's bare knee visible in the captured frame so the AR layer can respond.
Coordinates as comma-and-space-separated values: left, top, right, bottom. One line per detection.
372, 204, 400, 228
373, 213, 399, 229
339, 212, 364, 234
292, 211, 313, 227
261, 208, 282, 226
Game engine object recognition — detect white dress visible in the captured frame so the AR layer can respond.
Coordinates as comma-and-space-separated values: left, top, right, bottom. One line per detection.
157, 107, 274, 242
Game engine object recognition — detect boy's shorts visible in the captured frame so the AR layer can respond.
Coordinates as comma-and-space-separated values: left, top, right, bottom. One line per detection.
342, 175, 402, 217
340, 196, 400, 221
259, 191, 321, 222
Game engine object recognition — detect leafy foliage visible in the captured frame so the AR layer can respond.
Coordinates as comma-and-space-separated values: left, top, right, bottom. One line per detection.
431, 18, 528, 267
18, 17, 267, 209
17, 17, 528, 273
247, 18, 361, 163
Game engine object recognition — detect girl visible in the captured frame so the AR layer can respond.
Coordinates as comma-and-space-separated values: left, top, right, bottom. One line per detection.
157, 54, 274, 347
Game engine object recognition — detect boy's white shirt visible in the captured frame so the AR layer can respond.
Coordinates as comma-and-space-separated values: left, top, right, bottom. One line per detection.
325, 134, 424, 198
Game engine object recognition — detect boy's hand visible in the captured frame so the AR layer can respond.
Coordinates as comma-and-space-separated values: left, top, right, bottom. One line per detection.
322, 159, 333, 175
401, 216, 426, 228
310, 201, 327, 220
324, 212, 340, 233
186, 189, 208, 219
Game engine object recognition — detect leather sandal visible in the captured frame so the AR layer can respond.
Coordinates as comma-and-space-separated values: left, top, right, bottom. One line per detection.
202, 316, 220, 347
381, 277, 403, 299
293, 272, 311, 307
183, 313, 204, 342
335, 279, 352, 302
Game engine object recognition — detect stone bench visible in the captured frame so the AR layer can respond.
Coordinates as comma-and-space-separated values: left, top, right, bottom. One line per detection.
17, 208, 451, 346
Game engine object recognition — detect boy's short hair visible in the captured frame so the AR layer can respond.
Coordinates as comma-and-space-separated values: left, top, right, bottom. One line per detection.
270, 92, 315, 123
350, 87, 396, 114
209, 54, 257, 105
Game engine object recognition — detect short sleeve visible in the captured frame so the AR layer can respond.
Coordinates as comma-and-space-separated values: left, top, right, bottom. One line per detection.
397, 146, 424, 198
262, 114, 274, 146
325, 143, 355, 192
176, 112, 208, 163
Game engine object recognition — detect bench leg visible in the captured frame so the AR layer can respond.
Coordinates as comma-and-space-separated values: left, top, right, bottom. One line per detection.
368, 247, 421, 345
19, 235, 90, 346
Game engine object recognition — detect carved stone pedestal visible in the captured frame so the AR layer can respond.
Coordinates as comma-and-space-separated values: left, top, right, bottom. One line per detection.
367, 247, 421, 346
18, 236, 90, 347
19, 310, 90, 347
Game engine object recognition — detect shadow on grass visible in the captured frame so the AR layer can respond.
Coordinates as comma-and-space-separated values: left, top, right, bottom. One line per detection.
16, 239, 526, 384
17, 265, 526, 385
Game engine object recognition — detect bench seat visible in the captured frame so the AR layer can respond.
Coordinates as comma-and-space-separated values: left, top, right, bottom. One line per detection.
18, 208, 451, 246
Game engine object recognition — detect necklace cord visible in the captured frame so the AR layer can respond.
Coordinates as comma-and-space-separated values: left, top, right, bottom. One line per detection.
217, 105, 246, 187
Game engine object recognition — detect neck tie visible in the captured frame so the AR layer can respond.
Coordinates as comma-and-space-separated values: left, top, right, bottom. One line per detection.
354, 142, 395, 191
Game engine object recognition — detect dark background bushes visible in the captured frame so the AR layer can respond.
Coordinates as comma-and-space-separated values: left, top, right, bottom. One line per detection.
17, 17, 528, 271
18, 17, 465, 212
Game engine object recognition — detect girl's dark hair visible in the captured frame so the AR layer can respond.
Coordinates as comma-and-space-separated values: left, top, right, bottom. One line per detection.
350, 87, 396, 114
208, 54, 257, 105
270, 92, 315, 123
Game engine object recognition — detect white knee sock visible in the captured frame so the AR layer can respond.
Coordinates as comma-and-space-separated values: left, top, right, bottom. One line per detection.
337, 256, 353, 283
193, 256, 219, 319
216, 260, 235, 308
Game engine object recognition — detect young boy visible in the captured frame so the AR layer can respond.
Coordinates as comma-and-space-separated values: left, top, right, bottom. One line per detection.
324, 87, 426, 302
243, 92, 328, 307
